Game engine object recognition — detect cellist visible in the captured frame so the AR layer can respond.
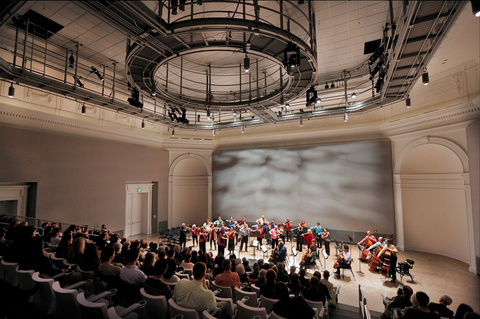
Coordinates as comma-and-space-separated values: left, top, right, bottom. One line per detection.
333, 245, 352, 279
300, 244, 317, 270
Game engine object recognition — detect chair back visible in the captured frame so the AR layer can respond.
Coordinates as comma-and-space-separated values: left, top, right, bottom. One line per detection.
234, 287, 258, 307
32, 272, 56, 315
304, 299, 324, 312
2, 259, 19, 286
0, 256, 5, 280
16, 266, 36, 290
78, 267, 96, 294
250, 284, 261, 298
52, 281, 81, 319
202, 310, 216, 319
168, 298, 200, 319
77, 292, 108, 319
140, 288, 168, 319
270, 311, 288, 319
211, 281, 233, 298
236, 300, 267, 319
259, 295, 279, 314
214, 296, 235, 319
176, 272, 190, 280
50, 254, 66, 269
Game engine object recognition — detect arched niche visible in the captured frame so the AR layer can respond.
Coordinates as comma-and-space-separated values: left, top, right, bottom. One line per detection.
168, 153, 211, 228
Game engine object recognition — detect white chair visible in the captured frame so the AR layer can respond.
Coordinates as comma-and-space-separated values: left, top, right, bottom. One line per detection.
215, 295, 236, 319
211, 281, 233, 298
16, 266, 36, 290
107, 302, 146, 319
168, 298, 200, 319
50, 254, 66, 269
77, 292, 144, 319
360, 296, 367, 319
304, 299, 324, 315
32, 271, 56, 315
1, 259, 19, 287
259, 295, 278, 314
78, 267, 97, 294
236, 300, 267, 319
176, 272, 190, 280
250, 284, 261, 298
139, 288, 168, 319
331, 286, 340, 307
270, 311, 288, 319
364, 304, 372, 319
234, 287, 258, 307
52, 280, 111, 319
202, 310, 216, 319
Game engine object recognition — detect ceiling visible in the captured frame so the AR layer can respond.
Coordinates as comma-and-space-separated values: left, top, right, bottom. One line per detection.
0, 0, 475, 133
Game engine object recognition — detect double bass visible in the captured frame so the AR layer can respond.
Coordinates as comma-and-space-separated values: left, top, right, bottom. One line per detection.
381, 250, 392, 277
360, 229, 378, 261
368, 246, 382, 270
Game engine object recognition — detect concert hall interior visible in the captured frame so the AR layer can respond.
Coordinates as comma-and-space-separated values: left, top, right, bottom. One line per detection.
0, 0, 479, 316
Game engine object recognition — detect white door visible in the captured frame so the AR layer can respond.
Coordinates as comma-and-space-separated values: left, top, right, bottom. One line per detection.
125, 183, 153, 238
130, 193, 147, 236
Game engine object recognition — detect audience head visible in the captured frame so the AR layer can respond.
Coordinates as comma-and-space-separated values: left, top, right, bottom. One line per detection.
126, 248, 140, 264
323, 270, 330, 279
193, 262, 207, 280
222, 258, 232, 271
313, 270, 321, 279
153, 258, 168, 277
454, 304, 474, 319
144, 252, 157, 267
274, 282, 290, 301
236, 263, 246, 276
184, 253, 191, 262
113, 242, 122, 254
259, 269, 267, 280
402, 285, 413, 297
440, 295, 453, 306
289, 265, 297, 274
299, 268, 306, 277
310, 276, 319, 287
415, 292, 429, 308
265, 269, 277, 283
101, 246, 115, 262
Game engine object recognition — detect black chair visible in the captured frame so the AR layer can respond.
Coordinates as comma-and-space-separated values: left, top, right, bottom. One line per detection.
396, 259, 414, 282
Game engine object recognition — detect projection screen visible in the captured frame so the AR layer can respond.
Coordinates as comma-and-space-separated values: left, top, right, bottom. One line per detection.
212, 140, 395, 233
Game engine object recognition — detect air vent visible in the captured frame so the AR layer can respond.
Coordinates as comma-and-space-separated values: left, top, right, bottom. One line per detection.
13, 10, 64, 40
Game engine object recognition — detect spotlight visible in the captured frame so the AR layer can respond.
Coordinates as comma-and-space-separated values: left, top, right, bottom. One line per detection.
68, 51, 75, 68
325, 82, 329, 90
330, 82, 335, 89
422, 71, 429, 85
212, 128, 216, 136
241, 124, 245, 133
351, 92, 357, 99
206, 108, 211, 120
127, 88, 143, 108
280, 95, 285, 107
90, 66, 104, 81
171, 0, 178, 14
172, 128, 175, 136
141, 119, 145, 129
299, 117, 303, 127
8, 83, 14, 98
285, 103, 290, 109
197, 114, 200, 122
406, 97, 411, 108
73, 76, 84, 88
284, 42, 300, 76
227, 31, 232, 41
316, 96, 322, 104
471, 0, 480, 17
344, 112, 348, 123
81, 103, 86, 115
244, 55, 250, 73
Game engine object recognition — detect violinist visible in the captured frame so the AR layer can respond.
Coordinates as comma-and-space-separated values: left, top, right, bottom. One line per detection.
270, 226, 280, 249
272, 240, 287, 263
302, 229, 314, 249
283, 219, 292, 242
296, 221, 306, 252
334, 245, 352, 279
238, 223, 251, 252
377, 238, 398, 282
299, 244, 317, 270
321, 228, 331, 256
311, 222, 323, 248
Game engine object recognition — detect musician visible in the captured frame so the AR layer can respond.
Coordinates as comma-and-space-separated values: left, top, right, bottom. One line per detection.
198, 226, 207, 252
227, 217, 236, 228
254, 222, 264, 250
270, 226, 280, 249
213, 216, 223, 227
238, 223, 251, 252
179, 223, 190, 248
311, 222, 323, 248
368, 236, 385, 253
296, 221, 306, 252
377, 238, 398, 282
299, 244, 317, 270
227, 227, 236, 254
321, 228, 331, 256
272, 240, 287, 263
302, 229, 314, 248
256, 215, 267, 225
284, 219, 292, 242
334, 245, 352, 278
357, 230, 377, 246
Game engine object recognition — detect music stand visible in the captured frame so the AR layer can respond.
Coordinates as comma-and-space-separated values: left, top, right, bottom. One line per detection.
251, 240, 259, 260
291, 247, 298, 266
356, 244, 364, 274
321, 249, 328, 271
261, 244, 268, 260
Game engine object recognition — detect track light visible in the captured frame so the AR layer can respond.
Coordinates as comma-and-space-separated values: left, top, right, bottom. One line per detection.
8, 83, 14, 98
68, 51, 75, 68
351, 92, 357, 99
299, 117, 303, 127
280, 95, 285, 107
127, 88, 143, 108
330, 82, 335, 89
406, 97, 411, 108
81, 103, 86, 115
141, 119, 145, 129
197, 114, 200, 122
172, 128, 175, 136
471, 0, 480, 17
241, 124, 245, 133
73, 76, 84, 88
324, 82, 329, 90
284, 42, 300, 76
233, 111, 237, 122
227, 31, 232, 41
316, 96, 321, 104
422, 70, 429, 85
212, 128, 216, 136
90, 66, 104, 81
344, 112, 348, 123
206, 108, 211, 120
244, 54, 250, 73
285, 103, 290, 109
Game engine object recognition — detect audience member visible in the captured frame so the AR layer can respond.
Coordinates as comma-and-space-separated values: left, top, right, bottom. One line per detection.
301, 276, 326, 303
140, 251, 157, 276
381, 286, 414, 319
272, 282, 315, 318
403, 292, 440, 319
79, 243, 101, 271
454, 304, 474, 319
215, 259, 241, 290
97, 246, 121, 277
428, 295, 454, 319
67, 236, 85, 264
144, 259, 172, 299
320, 270, 334, 299
120, 248, 147, 286
260, 269, 277, 298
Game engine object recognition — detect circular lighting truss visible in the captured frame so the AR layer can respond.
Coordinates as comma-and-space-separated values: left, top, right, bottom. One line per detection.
125, 0, 317, 130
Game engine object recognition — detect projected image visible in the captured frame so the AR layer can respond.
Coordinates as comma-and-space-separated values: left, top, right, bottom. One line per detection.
213, 140, 395, 233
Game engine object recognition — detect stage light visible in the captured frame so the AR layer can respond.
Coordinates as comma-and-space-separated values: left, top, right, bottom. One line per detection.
197, 114, 200, 122
299, 117, 303, 127
90, 66, 104, 81
8, 83, 14, 98
422, 71, 429, 85
351, 92, 357, 99
127, 88, 143, 108
172, 128, 175, 136
280, 95, 285, 107
68, 51, 75, 68
212, 128, 216, 136
471, 0, 480, 17
344, 112, 348, 123
330, 82, 335, 89
207, 108, 211, 120
81, 103, 86, 115
283, 42, 300, 76
241, 124, 245, 133
406, 97, 411, 108
325, 82, 329, 90
244, 54, 250, 73
285, 103, 290, 109
141, 119, 145, 129
227, 31, 232, 41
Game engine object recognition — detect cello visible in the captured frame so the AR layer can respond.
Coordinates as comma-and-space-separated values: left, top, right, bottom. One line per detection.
360, 229, 378, 261
333, 254, 343, 269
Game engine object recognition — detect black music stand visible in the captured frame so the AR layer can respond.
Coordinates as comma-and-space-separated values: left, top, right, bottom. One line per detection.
251, 240, 259, 260
261, 244, 268, 260
356, 244, 364, 274
291, 247, 298, 266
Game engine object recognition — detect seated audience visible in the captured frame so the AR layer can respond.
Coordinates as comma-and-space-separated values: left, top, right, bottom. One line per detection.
260, 269, 277, 299
403, 292, 440, 319
140, 251, 157, 276
144, 259, 172, 299
112, 242, 127, 266
79, 243, 101, 271
235, 263, 249, 283
381, 286, 414, 319
97, 246, 121, 277
67, 236, 85, 265
214, 259, 241, 290
272, 282, 315, 319
454, 304, 474, 319
320, 270, 334, 300
428, 295, 454, 319
288, 273, 304, 296
255, 269, 267, 287
301, 276, 326, 303
120, 248, 147, 286
55, 231, 73, 258
180, 253, 194, 271
162, 257, 180, 284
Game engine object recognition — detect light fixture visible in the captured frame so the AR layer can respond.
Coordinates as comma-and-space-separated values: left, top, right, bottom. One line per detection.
299, 117, 303, 127
212, 128, 216, 136
8, 83, 15, 98
241, 124, 245, 133
206, 108, 211, 120
351, 92, 357, 99
90, 66, 104, 81
244, 54, 250, 73
283, 42, 300, 76
324, 82, 329, 90
406, 97, 411, 108
197, 114, 200, 122
127, 88, 143, 108
141, 119, 145, 129
316, 96, 321, 104
344, 112, 348, 123
233, 111, 237, 122
74, 76, 84, 88
81, 103, 86, 115
330, 82, 335, 89
471, 0, 480, 17
172, 128, 175, 136
68, 51, 75, 68
227, 31, 232, 41
280, 95, 285, 107
285, 103, 290, 109
422, 70, 429, 85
